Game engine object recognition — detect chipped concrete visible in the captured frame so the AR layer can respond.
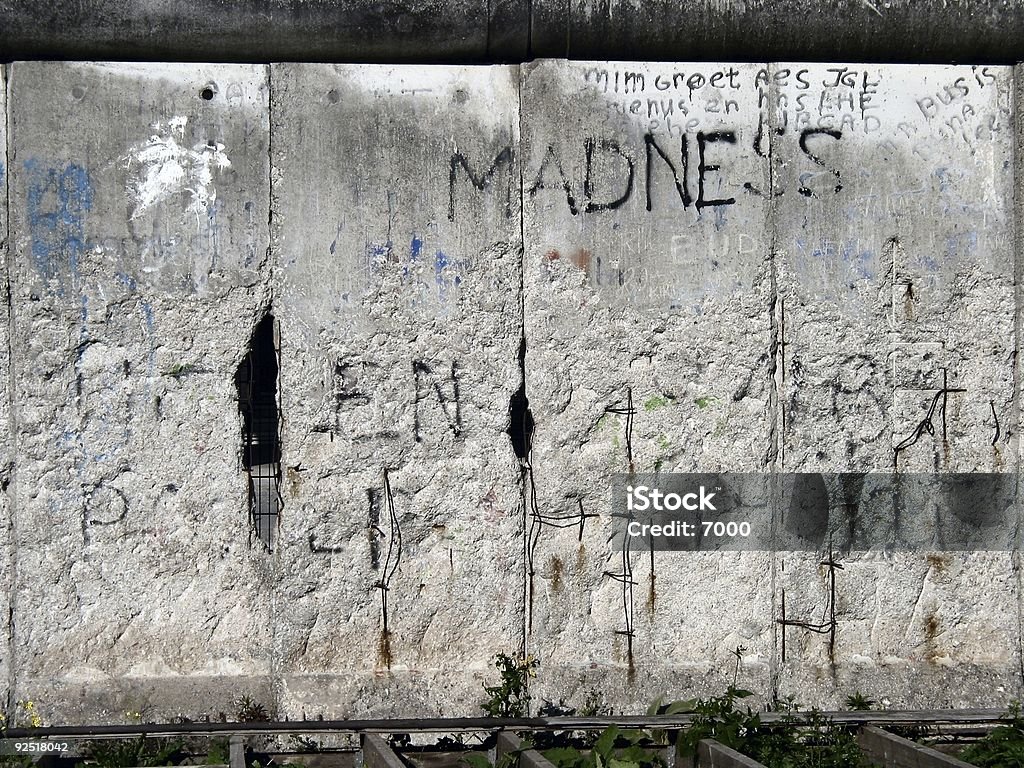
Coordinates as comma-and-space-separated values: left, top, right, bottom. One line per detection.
0, 59, 1021, 722
772, 64, 1019, 707
271, 64, 524, 718
6, 61, 273, 721
0, 63, 12, 714
520, 60, 776, 707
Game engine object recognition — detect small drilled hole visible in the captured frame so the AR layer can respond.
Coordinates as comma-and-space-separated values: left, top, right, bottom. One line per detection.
200, 87, 215, 101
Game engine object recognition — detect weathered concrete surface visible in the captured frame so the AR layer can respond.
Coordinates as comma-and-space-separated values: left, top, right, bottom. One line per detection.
0, 63, 12, 711
7, 61, 273, 722
772, 64, 1020, 707
523, 60, 1024, 714
271, 63, 524, 718
0, 57, 1023, 723
521, 60, 776, 708
4, 1, 1024, 63
1016, 66, 1024, 713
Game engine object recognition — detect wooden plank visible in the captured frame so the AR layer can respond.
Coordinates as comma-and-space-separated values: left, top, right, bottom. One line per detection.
229, 735, 246, 768
496, 731, 525, 762
363, 735, 408, 768
857, 726, 976, 768
495, 732, 559, 768
696, 739, 768, 768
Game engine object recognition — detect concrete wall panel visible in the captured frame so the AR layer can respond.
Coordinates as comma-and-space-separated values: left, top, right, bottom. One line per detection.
772, 64, 1019, 707
7, 61, 272, 722
271, 63, 524, 718
522, 60, 776, 706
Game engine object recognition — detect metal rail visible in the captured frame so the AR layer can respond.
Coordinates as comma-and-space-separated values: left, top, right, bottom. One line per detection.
1, 0, 1024, 64
1, 709, 1010, 739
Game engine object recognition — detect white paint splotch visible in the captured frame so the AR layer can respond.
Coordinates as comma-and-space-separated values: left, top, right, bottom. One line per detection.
123, 117, 231, 223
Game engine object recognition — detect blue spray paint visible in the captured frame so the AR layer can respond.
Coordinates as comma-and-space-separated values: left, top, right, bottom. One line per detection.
945, 231, 978, 262
24, 159, 93, 291
363, 234, 463, 304
435, 250, 449, 301
839, 240, 875, 280
403, 235, 424, 278
364, 239, 394, 276
434, 250, 449, 282
713, 205, 728, 232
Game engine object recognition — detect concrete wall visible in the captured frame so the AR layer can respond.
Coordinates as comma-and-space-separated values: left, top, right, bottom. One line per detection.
0, 59, 1021, 723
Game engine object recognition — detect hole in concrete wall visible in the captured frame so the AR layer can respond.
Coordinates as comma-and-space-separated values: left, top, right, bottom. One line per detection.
508, 336, 533, 459
200, 85, 216, 101
236, 313, 282, 551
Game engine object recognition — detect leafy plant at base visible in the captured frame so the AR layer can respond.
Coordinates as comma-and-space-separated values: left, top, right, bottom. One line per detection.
541, 726, 664, 768
460, 755, 497, 768
0, 700, 44, 768
960, 702, 1024, 768
205, 738, 231, 765
645, 693, 706, 747
672, 687, 863, 768
533, 690, 612, 750
234, 695, 271, 722
844, 693, 875, 712
481, 653, 538, 717
83, 736, 184, 768
674, 686, 761, 757
754, 709, 864, 768
459, 737, 534, 768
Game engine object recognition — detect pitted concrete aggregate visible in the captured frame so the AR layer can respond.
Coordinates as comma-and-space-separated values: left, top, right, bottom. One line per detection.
0, 59, 1021, 722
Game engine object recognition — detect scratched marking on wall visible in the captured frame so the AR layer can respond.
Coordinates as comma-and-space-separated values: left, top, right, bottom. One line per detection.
358, 234, 467, 307
518, 63, 1011, 312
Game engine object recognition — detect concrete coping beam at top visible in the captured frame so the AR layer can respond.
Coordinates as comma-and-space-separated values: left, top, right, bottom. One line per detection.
1, 1, 1024, 63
